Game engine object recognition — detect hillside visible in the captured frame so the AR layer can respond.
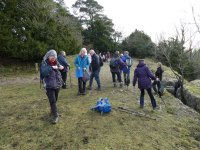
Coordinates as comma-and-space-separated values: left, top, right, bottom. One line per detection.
0, 58, 200, 150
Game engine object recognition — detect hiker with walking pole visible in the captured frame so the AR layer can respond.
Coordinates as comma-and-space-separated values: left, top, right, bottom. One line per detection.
132, 59, 158, 110
58, 51, 70, 89
40, 50, 63, 124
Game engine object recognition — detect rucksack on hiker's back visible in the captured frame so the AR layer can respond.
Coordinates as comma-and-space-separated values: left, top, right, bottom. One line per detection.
109, 58, 118, 69
91, 97, 112, 114
126, 58, 133, 67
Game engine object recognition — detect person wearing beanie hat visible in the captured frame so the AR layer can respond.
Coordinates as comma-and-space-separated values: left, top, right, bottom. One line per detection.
41, 49, 64, 124
132, 59, 157, 109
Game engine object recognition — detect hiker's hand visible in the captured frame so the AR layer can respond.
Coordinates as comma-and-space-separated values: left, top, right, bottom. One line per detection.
59, 65, 64, 70
156, 78, 159, 81
83, 68, 86, 71
52, 65, 58, 69
78, 67, 80, 70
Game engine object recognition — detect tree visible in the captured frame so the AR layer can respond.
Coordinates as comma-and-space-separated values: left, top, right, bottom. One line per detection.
72, 0, 118, 52
156, 25, 197, 103
121, 29, 155, 57
0, 0, 82, 61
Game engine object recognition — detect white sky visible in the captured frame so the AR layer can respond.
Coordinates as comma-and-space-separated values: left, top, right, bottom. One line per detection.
64, 0, 200, 43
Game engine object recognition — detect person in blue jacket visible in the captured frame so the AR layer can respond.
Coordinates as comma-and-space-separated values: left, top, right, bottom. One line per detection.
74, 48, 90, 95
121, 51, 133, 86
58, 51, 70, 89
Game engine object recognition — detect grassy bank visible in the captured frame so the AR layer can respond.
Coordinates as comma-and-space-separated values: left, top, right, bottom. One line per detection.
0, 61, 200, 149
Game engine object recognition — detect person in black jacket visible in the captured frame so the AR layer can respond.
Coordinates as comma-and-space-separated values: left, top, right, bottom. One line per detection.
58, 51, 70, 89
88, 50, 101, 90
152, 62, 164, 96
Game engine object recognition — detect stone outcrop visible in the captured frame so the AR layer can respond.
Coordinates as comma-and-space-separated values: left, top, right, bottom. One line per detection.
163, 78, 200, 113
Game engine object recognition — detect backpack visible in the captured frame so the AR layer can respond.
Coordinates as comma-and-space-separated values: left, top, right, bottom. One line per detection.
126, 58, 133, 67
91, 97, 112, 114
109, 58, 118, 69
99, 55, 104, 67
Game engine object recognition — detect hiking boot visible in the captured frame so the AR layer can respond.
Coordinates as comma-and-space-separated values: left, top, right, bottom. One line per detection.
52, 116, 59, 124
82, 91, 86, 95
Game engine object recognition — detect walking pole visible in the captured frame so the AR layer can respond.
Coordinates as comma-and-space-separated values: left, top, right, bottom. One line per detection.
68, 68, 72, 88
158, 92, 166, 105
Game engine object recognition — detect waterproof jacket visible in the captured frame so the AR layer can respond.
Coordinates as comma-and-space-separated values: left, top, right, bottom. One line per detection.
42, 60, 63, 89
58, 54, 70, 72
90, 53, 100, 71
110, 54, 126, 73
121, 54, 132, 73
133, 62, 156, 89
155, 67, 164, 81
74, 55, 89, 78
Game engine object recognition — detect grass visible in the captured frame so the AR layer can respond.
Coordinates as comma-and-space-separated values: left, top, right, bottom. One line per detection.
0, 59, 200, 149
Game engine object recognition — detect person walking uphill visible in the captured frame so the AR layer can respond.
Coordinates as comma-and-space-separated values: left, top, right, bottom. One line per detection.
88, 50, 101, 91
40, 50, 64, 124
110, 51, 126, 87
74, 48, 90, 95
58, 51, 70, 89
132, 59, 157, 109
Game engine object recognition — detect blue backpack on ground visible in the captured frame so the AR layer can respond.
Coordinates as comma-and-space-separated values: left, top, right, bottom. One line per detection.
91, 97, 112, 114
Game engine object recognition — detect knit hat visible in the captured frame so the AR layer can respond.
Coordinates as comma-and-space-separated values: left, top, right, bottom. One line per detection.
43, 49, 57, 61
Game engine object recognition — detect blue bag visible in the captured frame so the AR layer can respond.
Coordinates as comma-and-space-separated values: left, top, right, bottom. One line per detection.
91, 97, 112, 114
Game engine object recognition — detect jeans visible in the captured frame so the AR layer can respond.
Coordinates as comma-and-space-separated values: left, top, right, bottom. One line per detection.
89, 69, 101, 88
140, 88, 157, 108
111, 72, 122, 83
46, 88, 60, 117
78, 77, 86, 93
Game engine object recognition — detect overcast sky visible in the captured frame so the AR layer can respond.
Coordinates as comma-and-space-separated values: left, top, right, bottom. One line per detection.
64, 0, 200, 43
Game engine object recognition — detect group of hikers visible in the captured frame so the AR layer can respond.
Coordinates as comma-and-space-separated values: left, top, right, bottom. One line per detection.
40, 48, 164, 124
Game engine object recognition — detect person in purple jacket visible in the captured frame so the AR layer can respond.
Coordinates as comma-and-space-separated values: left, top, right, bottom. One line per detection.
132, 59, 157, 109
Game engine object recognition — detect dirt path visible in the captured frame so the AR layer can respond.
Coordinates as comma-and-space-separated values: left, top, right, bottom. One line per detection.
0, 75, 39, 86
